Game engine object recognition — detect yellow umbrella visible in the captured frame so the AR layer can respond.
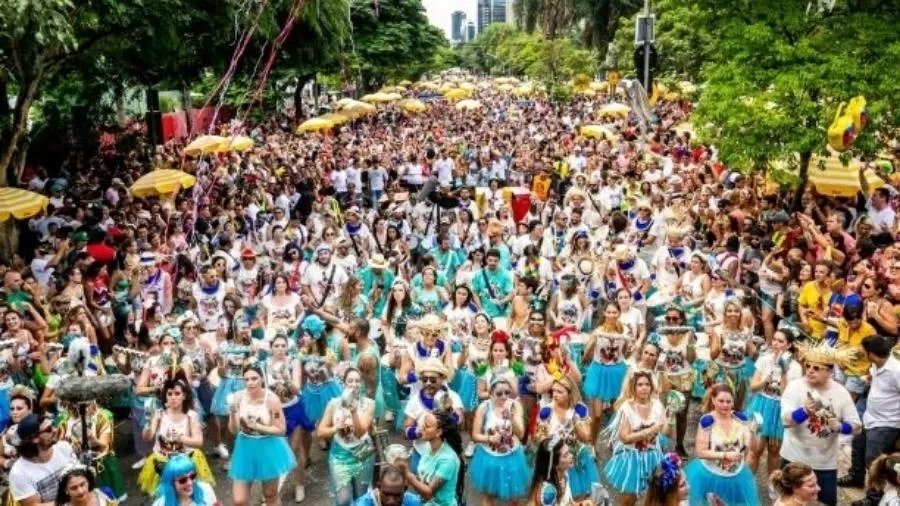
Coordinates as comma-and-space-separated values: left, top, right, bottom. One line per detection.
770, 155, 885, 197
577, 88, 597, 97
455, 99, 482, 111
513, 85, 534, 97
398, 79, 413, 86
497, 83, 514, 92
361, 92, 395, 103
383, 92, 403, 101
340, 100, 377, 116
218, 135, 255, 152
184, 135, 227, 156
297, 117, 335, 133
334, 98, 355, 108
444, 88, 470, 101
579, 125, 616, 140
379, 85, 407, 93
319, 112, 350, 125
0, 187, 50, 222
398, 99, 427, 113
599, 103, 631, 117
438, 83, 457, 94
808, 156, 884, 197
589, 82, 608, 91
459, 82, 477, 92
130, 169, 197, 198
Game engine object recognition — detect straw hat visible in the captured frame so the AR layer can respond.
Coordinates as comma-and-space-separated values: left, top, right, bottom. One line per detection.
368, 253, 389, 269
415, 357, 450, 378
797, 341, 858, 368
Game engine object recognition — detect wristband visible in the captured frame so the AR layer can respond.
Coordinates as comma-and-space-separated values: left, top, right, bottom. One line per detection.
405, 426, 419, 440
406, 371, 417, 384
840, 422, 853, 435
790, 407, 809, 425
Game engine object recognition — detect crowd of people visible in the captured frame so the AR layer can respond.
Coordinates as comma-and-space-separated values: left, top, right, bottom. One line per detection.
1, 70, 899, 506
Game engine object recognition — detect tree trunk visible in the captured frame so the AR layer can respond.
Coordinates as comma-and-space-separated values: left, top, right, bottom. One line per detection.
294, 76, 304, 123
792, 150, 812, 212
115, 85, 126, 126
0, 75, 40, 186
0, 220, 18, 263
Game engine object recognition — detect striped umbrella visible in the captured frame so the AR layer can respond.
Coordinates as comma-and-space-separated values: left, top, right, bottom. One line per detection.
0, 187, 50, 222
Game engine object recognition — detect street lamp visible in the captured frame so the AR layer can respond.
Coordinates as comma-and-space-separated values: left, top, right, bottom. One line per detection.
634, 0, 656, 93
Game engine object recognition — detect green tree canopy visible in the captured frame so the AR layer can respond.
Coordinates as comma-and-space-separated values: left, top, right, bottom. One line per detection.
690, 0, 900, 207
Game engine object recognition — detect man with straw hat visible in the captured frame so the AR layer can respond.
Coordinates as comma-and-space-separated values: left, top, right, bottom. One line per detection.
780, 341, 862, 506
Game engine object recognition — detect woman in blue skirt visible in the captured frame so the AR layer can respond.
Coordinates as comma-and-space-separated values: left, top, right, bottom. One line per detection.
264, 333, 306, 503
210, 336, 254, 461
449, 312, 492, 418
228, 364, 297, 506
469, 377, 529, 504
296, 315, 341, 493
746, 328, 802, 475
317, 367, 377, 506
583, 302, 630, 443
533, 376, 596, 501
708, 300, 758, 410
684, 383, 759, 506
602, 371, 667, 506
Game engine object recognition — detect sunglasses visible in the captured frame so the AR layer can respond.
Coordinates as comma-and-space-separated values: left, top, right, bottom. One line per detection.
175, 473, 197, 485
665, 316, 681, 323
805, 363, 829, 372
420, 375, 441, 385
493, 389, 512, 398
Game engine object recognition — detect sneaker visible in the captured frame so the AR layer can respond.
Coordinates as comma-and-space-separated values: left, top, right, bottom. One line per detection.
837, 475, 864, 488
464, 442, 475, 458
131, 457, 147, 469
214, 443, 230, 459
295, 485, 306, 503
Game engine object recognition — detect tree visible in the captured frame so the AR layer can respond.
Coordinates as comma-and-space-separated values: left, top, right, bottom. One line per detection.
575, 0, 641, 52
690, 0, 900, 209
349, 0, 449, 89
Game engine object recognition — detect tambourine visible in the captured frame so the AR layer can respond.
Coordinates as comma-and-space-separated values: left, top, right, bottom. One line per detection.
577, 258, 595, 277
664, 390, 686, 414
406, 234, 422, 250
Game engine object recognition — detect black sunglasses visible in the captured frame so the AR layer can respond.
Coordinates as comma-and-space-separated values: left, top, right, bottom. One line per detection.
175, 473, 197, 485
420, 375, 441, 385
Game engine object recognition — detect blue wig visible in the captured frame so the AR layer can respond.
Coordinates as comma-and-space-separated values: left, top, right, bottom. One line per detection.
156, 454, 208, 506
301, 314, 326, 339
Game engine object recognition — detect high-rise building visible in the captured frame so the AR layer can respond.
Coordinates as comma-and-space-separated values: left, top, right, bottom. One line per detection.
451, 11, 467, 42
477, 0, 508, 33
466, 21, 477, 41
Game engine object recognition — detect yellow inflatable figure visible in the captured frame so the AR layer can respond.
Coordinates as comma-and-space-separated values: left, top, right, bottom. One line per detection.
828, 102, 856, 152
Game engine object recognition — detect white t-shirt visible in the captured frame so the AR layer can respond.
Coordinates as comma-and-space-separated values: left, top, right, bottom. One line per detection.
369, 167, 388, 191
331, 169, 348, 193
404, 387, 463, 455
9, 441, 78, 502
151, 481, 218, 506
301, 261, 349, 307
866, 201, 896, 234
780, 379, 860, 469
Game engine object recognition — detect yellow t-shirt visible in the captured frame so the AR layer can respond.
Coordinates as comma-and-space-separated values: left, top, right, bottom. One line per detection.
797, 281, 832, 341
837, 320, 876, 377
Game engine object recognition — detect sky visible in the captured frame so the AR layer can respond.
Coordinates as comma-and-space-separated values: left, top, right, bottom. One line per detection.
421, 0, 477, 40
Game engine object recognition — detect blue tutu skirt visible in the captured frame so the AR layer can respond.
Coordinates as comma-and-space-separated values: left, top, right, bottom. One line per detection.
685, 460, 759, 506
299, 380, 341, 432
228, 432, 297, 482
567, 445, 599, 498
603, 446, 664, 494
746, 393, 784, 440
449, 367, 479, 412
283, 399, 306, 437
211, 377, 245, 417
583, 362, 628, 403
469, 445, 530, 500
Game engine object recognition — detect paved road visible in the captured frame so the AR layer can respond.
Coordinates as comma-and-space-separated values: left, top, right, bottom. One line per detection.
113, 409, 864, 505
